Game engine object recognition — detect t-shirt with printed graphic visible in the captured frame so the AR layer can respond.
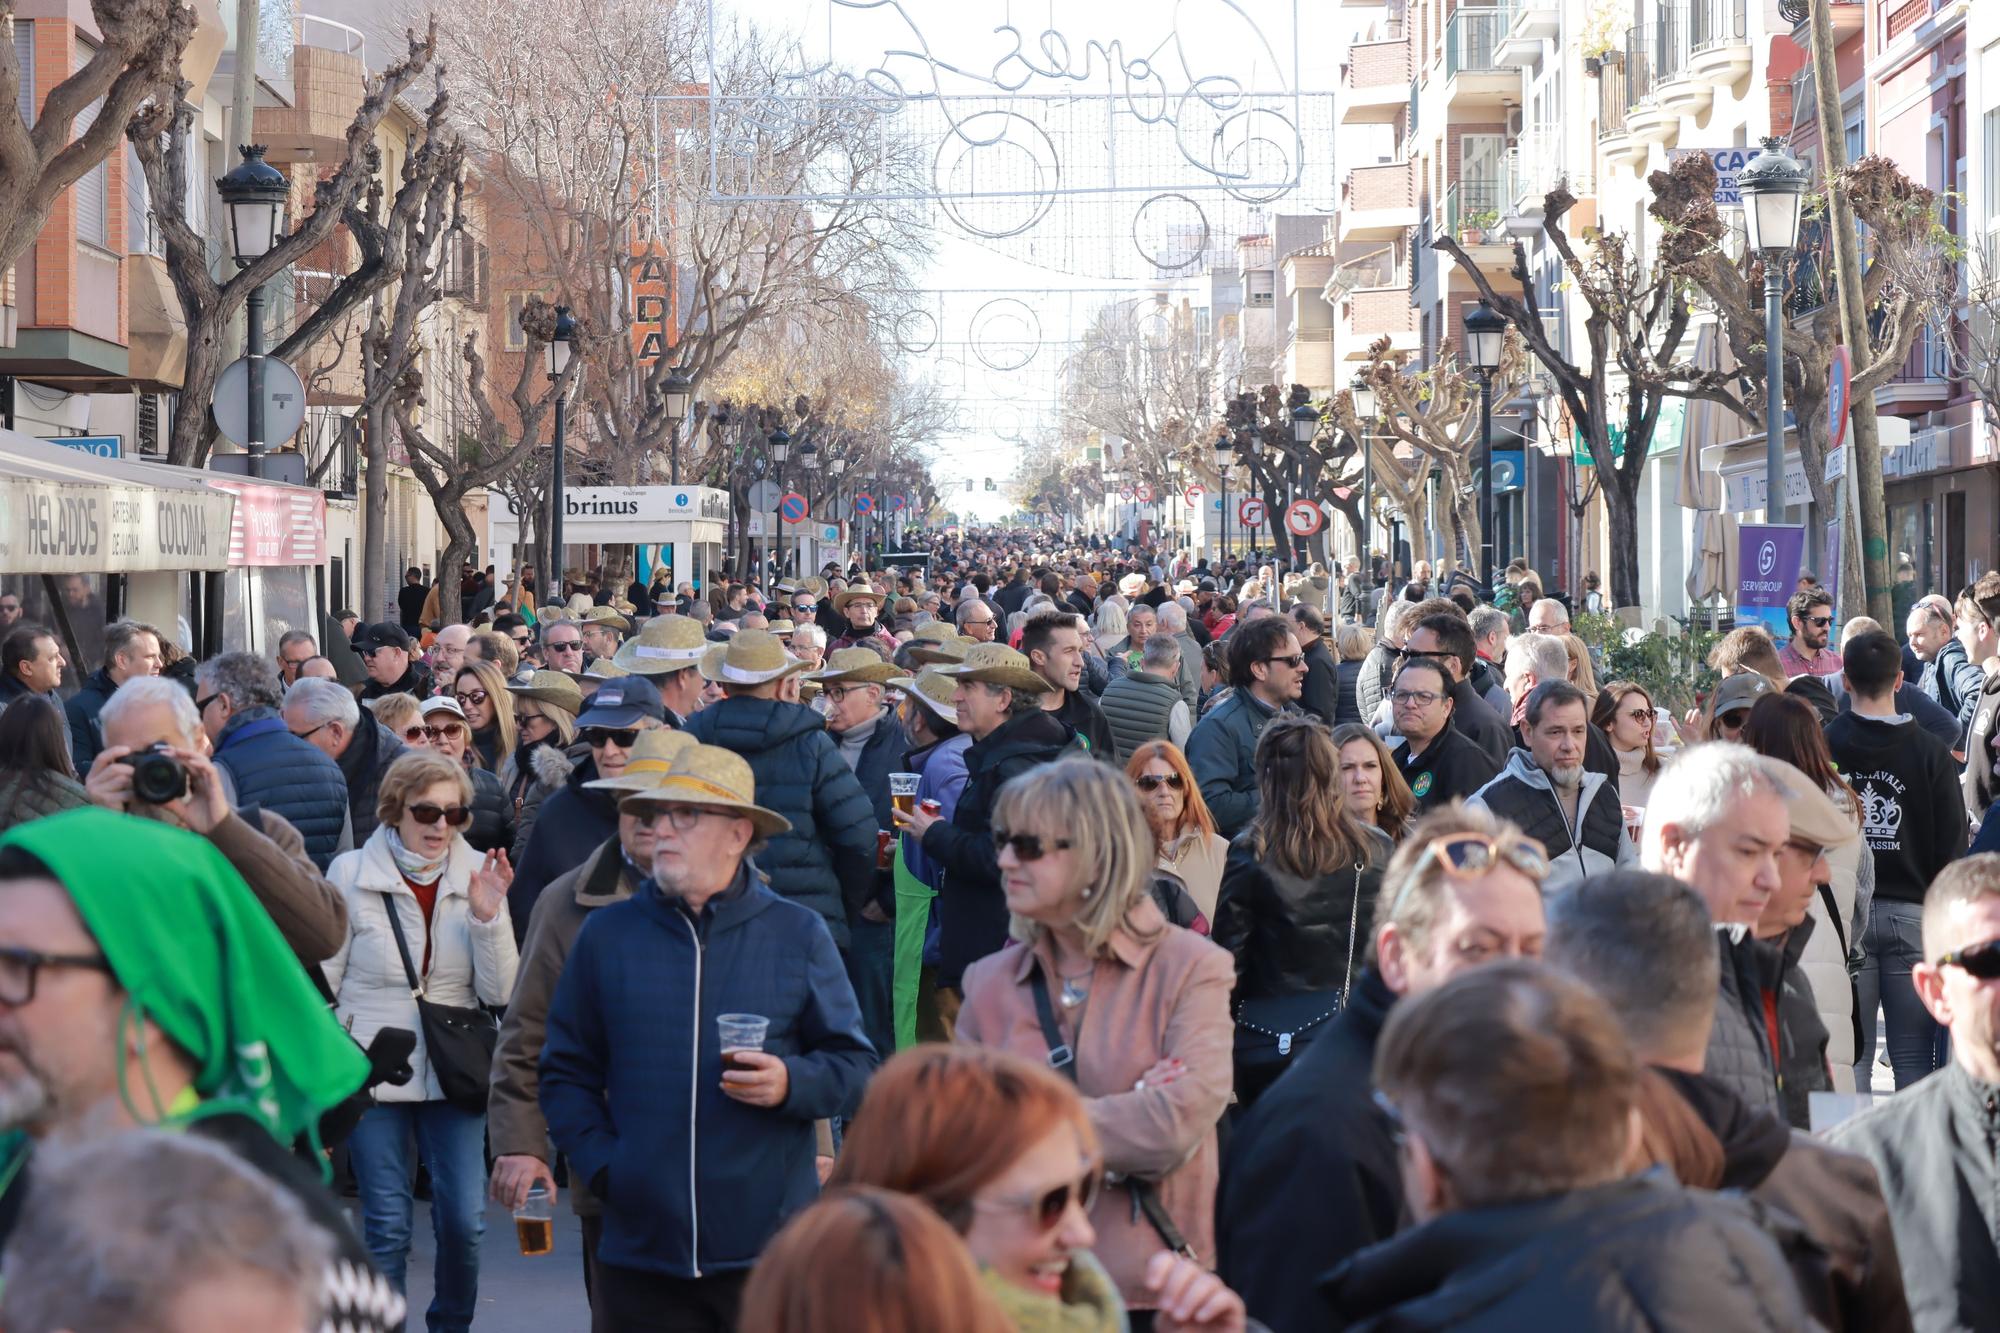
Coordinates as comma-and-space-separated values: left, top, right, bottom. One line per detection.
1824, 711, 1966, 904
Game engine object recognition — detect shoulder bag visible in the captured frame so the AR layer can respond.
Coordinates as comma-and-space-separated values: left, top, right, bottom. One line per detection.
378, 892, 499, 1115
1231, 863, 1362, 1080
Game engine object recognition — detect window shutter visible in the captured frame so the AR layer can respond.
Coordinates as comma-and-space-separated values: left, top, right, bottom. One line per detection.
73, 44, 108, 248
14, 20, 32, 124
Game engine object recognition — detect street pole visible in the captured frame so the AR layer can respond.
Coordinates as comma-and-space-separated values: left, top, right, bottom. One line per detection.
1763, 260, 1785, 516
1361, 432, 1374, 597
245, 280, 266, 480
1478, 371, 1495, 590
548, 390, 566, 603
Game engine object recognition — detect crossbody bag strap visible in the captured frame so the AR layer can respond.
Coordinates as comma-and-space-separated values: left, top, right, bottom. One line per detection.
1026, 964, 1076, 1081
1342, 862, 1362, 1008
1816, 883, 1848, 958
377, 892, 425, 1000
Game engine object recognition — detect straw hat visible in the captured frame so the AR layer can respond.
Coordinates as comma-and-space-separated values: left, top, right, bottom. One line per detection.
906, 634, 972, 666
506, 669, 583, 716
1118, 572, 1148, 598
806, 647, 904, 686
581, 657, 629, 681
617, 743, 793, 838
698, 628, 809, 685
833, 585, 886, 613
584, 729, 699, 793
893, 666, 960, 726
581, 606, 633, 634
803, 576, 828, 597
766, 618, 797, 637
613, 614, 707, 674
565, 594, 594, 617
935, 643, 1052, 695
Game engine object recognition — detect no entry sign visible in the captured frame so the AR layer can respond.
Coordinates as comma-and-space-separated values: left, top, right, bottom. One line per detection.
1238, 497, 1265, 527
1284, 499, 1325, 538
1183, 483, 1205, 507
779, 492, 808, 524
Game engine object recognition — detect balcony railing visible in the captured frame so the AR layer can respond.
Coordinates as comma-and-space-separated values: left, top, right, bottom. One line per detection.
1445, 178, 1506, 239
1791, 65, 1816, 133
1654, 4, 1690, 83
1507, 125, 1576, 208
1444, 8, 1507, 77
1691, 0, 1748, 48
1625, 29, 1654, 110
1599, 58, 1629, 135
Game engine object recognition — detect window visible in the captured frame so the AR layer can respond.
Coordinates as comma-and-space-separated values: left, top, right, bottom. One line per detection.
73, 42, 109, 249
504, 291, 532, 351
13, 19, 31, 124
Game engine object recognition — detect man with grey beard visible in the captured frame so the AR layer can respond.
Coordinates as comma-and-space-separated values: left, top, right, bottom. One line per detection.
1469, 679, 1636, 894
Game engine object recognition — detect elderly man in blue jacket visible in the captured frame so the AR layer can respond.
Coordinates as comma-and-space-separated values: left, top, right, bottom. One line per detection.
540, 742, 877, 1332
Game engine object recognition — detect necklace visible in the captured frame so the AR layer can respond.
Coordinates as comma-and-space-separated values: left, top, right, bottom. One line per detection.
1058, 967, 1093, 1009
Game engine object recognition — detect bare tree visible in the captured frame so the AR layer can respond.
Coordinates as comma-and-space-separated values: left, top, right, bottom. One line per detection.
0, 0, 195, 274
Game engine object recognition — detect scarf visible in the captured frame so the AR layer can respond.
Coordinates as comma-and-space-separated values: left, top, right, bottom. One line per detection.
979, 1252, 1127, 1333
386, 827, 449, 886
0, 810, 366, 1145
834, 710, 880, 773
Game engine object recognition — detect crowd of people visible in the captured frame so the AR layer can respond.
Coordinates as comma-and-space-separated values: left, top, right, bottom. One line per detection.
0, 539, 1996, 1332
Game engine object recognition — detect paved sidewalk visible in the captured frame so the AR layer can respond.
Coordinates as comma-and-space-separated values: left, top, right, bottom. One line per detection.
387, 1198, 591, 1331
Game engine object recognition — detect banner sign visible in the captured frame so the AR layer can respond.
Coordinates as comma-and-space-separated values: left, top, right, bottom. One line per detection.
206, 477, 326, 567
1669, 146, 1749, 207
1736, 523, 1806, 644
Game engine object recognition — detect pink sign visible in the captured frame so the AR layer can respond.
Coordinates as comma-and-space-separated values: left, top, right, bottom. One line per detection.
208, 478, 326, 567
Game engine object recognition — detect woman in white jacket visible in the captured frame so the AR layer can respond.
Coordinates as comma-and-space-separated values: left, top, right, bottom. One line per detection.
323, 751, 518, 1333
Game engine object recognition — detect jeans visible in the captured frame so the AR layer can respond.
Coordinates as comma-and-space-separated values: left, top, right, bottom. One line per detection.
844, 916, 896, 1059
348, 1099, 489, 1333
1855, 898, 1946, 1090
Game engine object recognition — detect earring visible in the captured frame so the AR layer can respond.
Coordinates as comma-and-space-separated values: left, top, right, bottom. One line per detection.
1081, 888, 1093, 899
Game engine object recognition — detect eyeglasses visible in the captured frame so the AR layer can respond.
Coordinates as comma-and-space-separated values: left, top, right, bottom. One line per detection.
1621, 707, 1657, 723
0, 944, 112, 1006
1806, 616, 1834, 629
292, 722, 330, 742
645, 803, 731, 832
1935, 937, 2000, 979
403, 724, 450, 742
992, 829, 1074, 861
1135, 773, 1185, 791
194, 692, 222, 714
545, 640, 584, 654
511, 634, 533, 647
971, 1168, 1102, 1232
405, 803, 472, 828
1262, 653, 1306, 669
582, 727, 641, 748
455, 689, 490, 708
1390, 689, 1443, 707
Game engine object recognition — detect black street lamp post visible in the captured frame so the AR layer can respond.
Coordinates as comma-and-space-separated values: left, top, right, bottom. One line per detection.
1463, 302, 1507, 589
1739, 136, 1809, 516
544, 305, 575, 602
216, 145, 289, 479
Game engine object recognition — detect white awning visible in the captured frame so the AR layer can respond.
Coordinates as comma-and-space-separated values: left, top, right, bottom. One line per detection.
0, 431, 237, 574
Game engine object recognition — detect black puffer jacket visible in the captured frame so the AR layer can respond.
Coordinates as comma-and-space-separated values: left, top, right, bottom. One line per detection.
1325, 1173, 1811, 1331
507, 753, 617, 946
684, 695, 878, 947
334, 721, 406, 844
506, 740, 582, 862
464, 765, 512, 856
921, 708, 1079, 988
1212, 825, 1394, 1002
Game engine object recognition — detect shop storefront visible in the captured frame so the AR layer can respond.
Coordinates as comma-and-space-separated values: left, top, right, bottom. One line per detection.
487, 485, 729, 597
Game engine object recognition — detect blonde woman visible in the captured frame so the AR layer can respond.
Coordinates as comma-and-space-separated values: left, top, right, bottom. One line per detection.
451, 659, 517, 773
366, 692, 426, 746
323, 752, 518, 1328
1333, 621, 1372, 725
956, 758, 1232, 1318
1562, 633, 1599, 707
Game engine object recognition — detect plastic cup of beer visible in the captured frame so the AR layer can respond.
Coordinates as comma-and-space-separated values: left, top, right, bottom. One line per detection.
889, 772, 921, 815
718, 1013, 770, 1072
514, 1184, 554, 1257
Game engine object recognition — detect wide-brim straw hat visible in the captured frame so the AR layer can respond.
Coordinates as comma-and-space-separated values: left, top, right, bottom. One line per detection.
891, 666, 959, 725
806, 647, 905, 686
580, 657, 629, 681
584, 729, 699, 793
906, 633, 971, 666
698, 628, 809, 685
803, 576, 828, 596
766, 618, 797, 636
618, 743, 793, 838
833, 586, 886, 613
507, 669, 583, 716
613, 614, 707, 675
582, 606, 633, 634
935, 643, 1052, 695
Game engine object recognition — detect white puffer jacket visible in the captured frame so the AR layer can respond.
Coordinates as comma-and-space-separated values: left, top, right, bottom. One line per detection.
322, 827, 519, 1103
1803, 787, 1867, 1093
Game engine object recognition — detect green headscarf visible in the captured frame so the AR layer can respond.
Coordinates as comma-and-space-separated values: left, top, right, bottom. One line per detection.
0, 809, 366, 1144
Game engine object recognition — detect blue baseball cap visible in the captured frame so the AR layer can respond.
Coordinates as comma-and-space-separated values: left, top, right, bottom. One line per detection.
574, 674, 666, 729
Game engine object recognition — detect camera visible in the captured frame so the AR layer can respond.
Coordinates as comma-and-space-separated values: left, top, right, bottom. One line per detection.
125, 742, 188, 805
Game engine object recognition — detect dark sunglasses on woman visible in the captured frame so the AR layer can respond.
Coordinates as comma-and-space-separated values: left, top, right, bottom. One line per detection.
406, 803, 472, 828
454, 689, 490, 708
992, 828, 1073, 861
403, 725, 448, 743
1135, 773, 1185, 791
972, 1169, 1102, 1232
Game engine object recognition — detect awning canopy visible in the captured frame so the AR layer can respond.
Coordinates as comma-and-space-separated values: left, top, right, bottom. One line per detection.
0, 431, 237, 574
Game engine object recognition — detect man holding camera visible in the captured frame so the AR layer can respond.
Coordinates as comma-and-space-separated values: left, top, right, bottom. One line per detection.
81, 676, 347, 966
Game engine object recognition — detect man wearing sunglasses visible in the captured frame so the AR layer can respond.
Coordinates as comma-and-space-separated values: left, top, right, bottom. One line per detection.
1219, 806, 1548, 1332
1185, 616, 1305, 838
356, 623, 431, 702
1780, 588, 1843, 681
1831, 853, 2000, 1325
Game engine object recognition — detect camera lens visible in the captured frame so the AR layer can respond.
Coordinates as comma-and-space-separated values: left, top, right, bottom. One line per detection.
128, 746, 188, 805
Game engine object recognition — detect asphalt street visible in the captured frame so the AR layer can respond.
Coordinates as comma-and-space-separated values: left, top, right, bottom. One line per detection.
393, 1198, 592, 1331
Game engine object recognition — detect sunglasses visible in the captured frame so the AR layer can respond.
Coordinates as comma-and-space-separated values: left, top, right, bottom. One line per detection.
973, 1169, 1102, 1232
1622, 707, 1658, 723
511, 634, 533, 647
403, 724, 454, 742
992, 828, 1074, 861
582, 727, 641, 748
1405, 832, 1551, 895
1135, 773, 1185, 791
1718, 709, 1749, 729
1935, 937, 2000, 979
545, 640, 584, 653
1262, 653, 1306, 669
455, 689, 490, 707
406, 803, 472, 827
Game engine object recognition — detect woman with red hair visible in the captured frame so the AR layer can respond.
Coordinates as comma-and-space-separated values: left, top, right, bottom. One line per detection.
834, 1045, 1246, 1332
1127, 741, 1230, 917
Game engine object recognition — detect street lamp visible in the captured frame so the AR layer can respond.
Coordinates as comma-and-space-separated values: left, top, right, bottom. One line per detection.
1351, 373, 1377, 594
663, 367, 692, 485
216, 145, 290, 479
1739, 135, 1809, 516
1463, 302, 1506, 589
543, 304, 576, 602
1291, 401, 1319, 446
768, 425, 791, 581
1213, 429, 1234, 563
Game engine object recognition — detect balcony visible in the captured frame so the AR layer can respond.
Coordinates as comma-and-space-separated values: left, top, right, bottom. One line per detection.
1443, 179, 1518, 279
1285, 328, 1338, 390
1597, 57, 1640, 161
1440, 8, 1516, 110
1344, 283, 1420, 356
255, 16, 367, 164
1654, 4, 1710, 116
1342, 26, 1413, 124
1495, 0, 1560, 66
1502, 126, 1574, 232
1689, 0, 1752, 84
1624, 28, 1679, 143
1339, 160, 1419, 243
1780, 0, 1863, 44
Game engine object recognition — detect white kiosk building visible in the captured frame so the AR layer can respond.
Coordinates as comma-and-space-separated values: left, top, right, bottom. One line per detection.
487, 485, 730, 595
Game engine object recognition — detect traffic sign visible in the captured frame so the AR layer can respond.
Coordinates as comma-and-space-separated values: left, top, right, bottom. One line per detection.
853, 493, 875, 515
1134, 482, 1154, 503
888, 493, 907, 511
779, 492, 808, 524
1183, 483, 1205, 507
1284, 499, 1324, 538
1119, 486, 1134, 500
749, 480, 782, 510
1828, 345, 1850, 454
1238, 497, 1265, 526
214, 355, 306, 448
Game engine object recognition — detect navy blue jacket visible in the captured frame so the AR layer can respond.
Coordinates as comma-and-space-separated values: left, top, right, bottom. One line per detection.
211, 708, 348, 870
333, 720, 405, 844
508, 754, 618, 946
63, 667, 118, 773
684, 697, 878, 948
539, 868, 877, 1278
0, 676, 70, 766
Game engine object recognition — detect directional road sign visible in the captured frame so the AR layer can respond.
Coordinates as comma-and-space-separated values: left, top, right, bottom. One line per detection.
1238, 497, 1265, 526
1284, 499, 1325, 538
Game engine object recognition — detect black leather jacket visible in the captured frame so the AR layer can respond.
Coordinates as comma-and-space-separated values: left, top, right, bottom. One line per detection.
1212, 825, 1395, 1001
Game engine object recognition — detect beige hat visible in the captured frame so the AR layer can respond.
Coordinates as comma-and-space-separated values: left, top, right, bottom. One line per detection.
1764, 760, 1861, 851
906, 634, 972, 666
618, 743, 793, 838
581, 656, 629, 681
893, 666, 960, 725
767, 618, 797, 636
506, 669, 584, 716
613, 614, 707, 674
833, 585, 887, 613
698, 628, 809, 685
565, 594, 595, 617
935, 643, 1052, 695
582, 605, 633, 634
1118, 572, 1148, 597
803, 576, 828, 596
584, 729, 699, 793
806, 647, 905, 686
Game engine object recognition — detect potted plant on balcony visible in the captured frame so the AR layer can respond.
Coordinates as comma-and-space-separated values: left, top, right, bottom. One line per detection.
1580, 0, 1621, 75
1462, 207, 1500, 245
